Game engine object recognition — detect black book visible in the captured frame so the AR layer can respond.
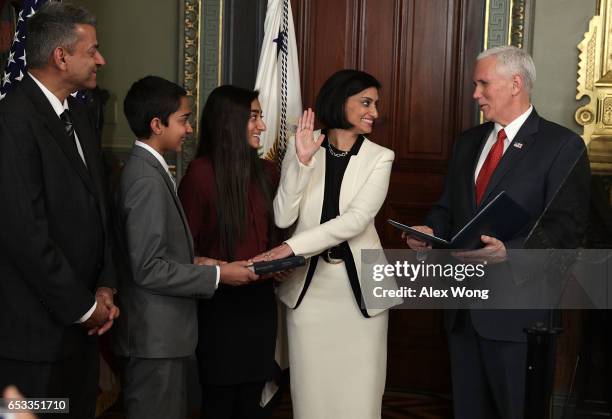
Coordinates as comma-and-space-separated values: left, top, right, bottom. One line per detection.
251, 256, 306, 275
388, 191, 530, 249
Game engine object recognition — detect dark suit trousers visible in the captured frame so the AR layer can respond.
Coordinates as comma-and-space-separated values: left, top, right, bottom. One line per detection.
200, 381, 269, 419
122, 357, 189, 419
0, 341, 99, 419
448, 311, 527, 419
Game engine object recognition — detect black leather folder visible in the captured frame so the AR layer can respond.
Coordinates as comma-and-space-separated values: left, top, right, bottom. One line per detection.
388, 191, 530, 249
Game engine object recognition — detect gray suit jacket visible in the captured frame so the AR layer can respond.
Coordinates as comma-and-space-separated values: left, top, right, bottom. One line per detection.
114, 145, 217, 358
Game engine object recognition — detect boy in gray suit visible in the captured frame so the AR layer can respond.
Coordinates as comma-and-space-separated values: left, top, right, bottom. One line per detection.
115, 76, 258, 419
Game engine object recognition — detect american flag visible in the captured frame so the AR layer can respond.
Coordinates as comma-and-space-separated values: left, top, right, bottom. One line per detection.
0, 0, 48, 100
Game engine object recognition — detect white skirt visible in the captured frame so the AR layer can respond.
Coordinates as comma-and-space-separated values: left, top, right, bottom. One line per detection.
286, 260, 388, 419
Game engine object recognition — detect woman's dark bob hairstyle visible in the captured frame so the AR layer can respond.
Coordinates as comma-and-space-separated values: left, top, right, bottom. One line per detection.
315, 69, 381, 129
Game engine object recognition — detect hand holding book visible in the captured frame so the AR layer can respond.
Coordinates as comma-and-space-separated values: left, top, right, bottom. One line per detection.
250, 243, 305, 275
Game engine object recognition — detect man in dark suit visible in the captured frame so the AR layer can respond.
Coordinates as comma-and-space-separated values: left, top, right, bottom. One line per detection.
0, 4, 119, 418
405, 46, 590, 418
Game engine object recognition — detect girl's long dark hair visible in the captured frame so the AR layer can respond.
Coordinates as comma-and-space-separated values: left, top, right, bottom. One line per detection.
196, 85, 273, 260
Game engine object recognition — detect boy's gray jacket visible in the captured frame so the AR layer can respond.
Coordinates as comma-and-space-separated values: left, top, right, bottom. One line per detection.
114, 145, 217, 358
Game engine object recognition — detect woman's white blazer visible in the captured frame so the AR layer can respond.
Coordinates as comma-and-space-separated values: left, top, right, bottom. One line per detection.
273, 131, 401, 315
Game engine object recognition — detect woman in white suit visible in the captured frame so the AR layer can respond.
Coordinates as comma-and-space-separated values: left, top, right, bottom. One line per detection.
255, 70, 395, 419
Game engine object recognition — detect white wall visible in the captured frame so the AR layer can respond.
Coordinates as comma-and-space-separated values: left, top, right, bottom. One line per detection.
74, 0, 179, 149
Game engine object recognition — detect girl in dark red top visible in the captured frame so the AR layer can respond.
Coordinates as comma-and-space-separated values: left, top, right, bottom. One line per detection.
178, 85, 279, 419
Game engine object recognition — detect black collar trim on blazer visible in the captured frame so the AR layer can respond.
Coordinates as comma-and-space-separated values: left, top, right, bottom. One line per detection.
320, 128, 366, 156
293, 242, 370, 318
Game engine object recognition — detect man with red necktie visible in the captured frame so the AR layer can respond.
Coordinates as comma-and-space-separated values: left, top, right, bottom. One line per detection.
405, 46, 591, 419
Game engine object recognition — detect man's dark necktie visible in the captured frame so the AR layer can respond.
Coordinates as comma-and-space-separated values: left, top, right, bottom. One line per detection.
60, 109, 87, 167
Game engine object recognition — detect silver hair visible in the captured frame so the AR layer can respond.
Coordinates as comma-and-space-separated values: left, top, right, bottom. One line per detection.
26, 1, 97, 69
477, 45, 536, 92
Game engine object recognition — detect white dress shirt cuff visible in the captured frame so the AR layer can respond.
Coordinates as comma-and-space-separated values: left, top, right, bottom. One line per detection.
76, 301, 97, 323
215, 265, 220, 289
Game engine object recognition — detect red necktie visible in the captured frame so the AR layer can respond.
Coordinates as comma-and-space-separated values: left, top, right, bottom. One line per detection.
475, 128, 506, 205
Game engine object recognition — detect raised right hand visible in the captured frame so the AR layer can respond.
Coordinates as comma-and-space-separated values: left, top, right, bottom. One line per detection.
295, 108, 325, 165
219, 260, 259, 286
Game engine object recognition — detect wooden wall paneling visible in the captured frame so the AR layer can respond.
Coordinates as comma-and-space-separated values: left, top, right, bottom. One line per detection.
358, 0, 403, 238
385, 0, 462, 245
291, 0, 303, 76
295, 0, 355, 109
385, 0, 461, 392
358, 0, 402, 152
344, 0, 360, 70
222, 0, 267, 89
394, 0, 414, 160
456, 0, 486, 131
388, 309, 451, 392
292, 0, 309, 104
402, 0, 451, 157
